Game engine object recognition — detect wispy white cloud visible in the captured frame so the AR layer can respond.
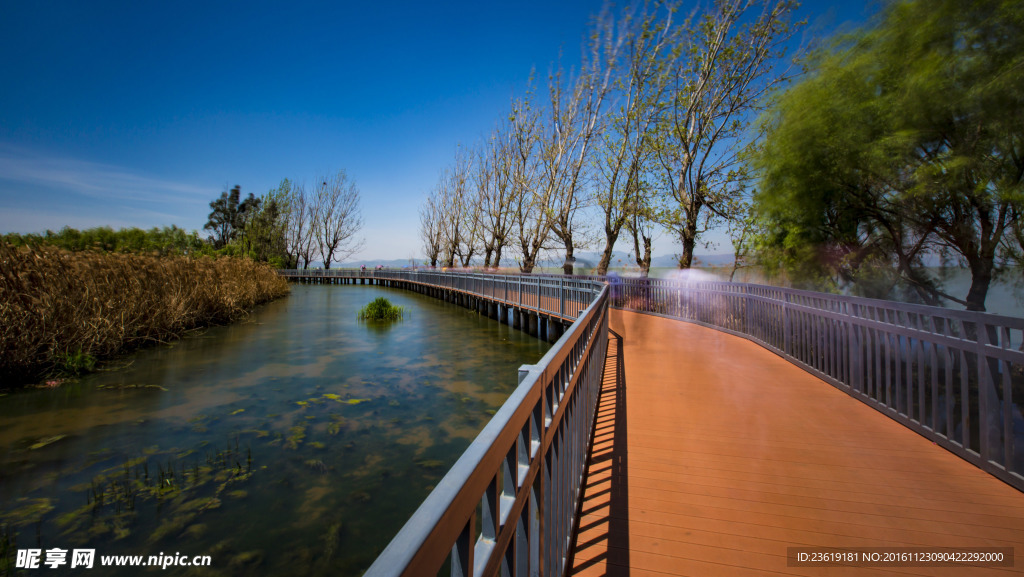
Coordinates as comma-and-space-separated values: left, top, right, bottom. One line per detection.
0, 206, 135, 233
0, 144, 209, 206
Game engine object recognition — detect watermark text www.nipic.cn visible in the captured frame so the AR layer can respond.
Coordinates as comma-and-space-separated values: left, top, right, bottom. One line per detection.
15, 549, 213, 570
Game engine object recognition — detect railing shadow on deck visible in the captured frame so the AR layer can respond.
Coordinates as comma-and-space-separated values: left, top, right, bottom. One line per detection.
276, 267, 1023, 576
568, 329, 629, 577
289, 269, 612, 577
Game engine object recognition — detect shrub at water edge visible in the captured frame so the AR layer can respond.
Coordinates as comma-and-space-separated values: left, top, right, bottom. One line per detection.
0, 242, 289, 388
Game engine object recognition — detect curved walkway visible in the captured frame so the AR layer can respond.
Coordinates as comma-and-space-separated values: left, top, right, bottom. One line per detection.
570, 309, 1024, 577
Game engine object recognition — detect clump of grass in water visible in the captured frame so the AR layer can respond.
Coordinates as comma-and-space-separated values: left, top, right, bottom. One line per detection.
357, 297, 405, 321
55, 349, 96, 376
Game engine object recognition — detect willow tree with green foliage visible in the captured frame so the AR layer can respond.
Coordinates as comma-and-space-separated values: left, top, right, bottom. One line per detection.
753, 0, 1024, 311
593, 1, 676, 276
653, 0, 800, 270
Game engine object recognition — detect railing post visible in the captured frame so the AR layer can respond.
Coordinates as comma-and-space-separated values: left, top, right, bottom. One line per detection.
537, 275, 541, 311
744, 284, 752, 336
452, 515, 475, 577
976, 323, 993, 467
850, 303, 862, 394
783, 292, 791, 356
559, 278, 565, 318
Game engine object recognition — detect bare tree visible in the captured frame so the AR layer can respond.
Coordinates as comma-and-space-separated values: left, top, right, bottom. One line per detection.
653, 0, 800, 269
435, 148, 476, 268
419, 188, 445, 267
593, 2, 676, 275
507, 93, 554, 273
544, 9, 622, 274
282, 181, 310, 268
474, 137, 509, 268
312, 170, 364, 269
452, 151, 484, 267
282, 181, 321, 270
627, 183, 658, 275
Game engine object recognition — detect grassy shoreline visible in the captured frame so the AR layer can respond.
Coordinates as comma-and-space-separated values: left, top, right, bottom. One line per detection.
0, 243, 289, 388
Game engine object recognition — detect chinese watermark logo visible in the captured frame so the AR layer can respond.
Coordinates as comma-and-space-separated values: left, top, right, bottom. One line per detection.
15, 548, 94, 569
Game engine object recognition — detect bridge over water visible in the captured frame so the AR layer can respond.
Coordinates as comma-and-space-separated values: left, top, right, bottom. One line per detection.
279, 269, 1024, 576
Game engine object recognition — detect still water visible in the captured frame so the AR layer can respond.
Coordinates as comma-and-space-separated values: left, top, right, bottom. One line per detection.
0, 284, 550, 575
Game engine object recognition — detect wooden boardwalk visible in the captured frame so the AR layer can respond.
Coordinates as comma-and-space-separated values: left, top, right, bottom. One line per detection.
569, 309, 1024, 577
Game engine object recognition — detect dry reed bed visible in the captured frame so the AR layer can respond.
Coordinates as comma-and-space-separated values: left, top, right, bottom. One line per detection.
0, 243, 289, 387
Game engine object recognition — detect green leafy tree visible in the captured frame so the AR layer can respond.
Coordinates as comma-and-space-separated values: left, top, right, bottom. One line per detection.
237, 181, 295, 266
653, 0, 800, 270
204, 186, 261, 248
753, 0, 1024, 311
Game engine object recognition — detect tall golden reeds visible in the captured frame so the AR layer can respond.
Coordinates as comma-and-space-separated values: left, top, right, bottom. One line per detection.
0, 242, 289, 387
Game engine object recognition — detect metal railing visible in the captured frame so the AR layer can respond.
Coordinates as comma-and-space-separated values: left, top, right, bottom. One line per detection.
277, 269, 599, 320
279, 269, 609, 576
606, 276, 1024, 491
277, 267, 1023, 575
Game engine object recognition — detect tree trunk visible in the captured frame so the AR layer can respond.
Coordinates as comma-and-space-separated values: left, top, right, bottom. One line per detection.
596, 227, 620, 276
632, 227, 652, 277
965, 258, 993, 312
562, 240, 575, 275
638, 236, 652, 277
678, 225, 697, 269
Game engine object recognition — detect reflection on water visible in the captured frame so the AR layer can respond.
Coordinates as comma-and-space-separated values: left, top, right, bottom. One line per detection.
0, 284, 549, 575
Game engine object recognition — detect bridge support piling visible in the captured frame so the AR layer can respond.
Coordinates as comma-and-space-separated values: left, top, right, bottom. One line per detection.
512, 308, 522, 330
527, 313, 538, 337
548, 320, 563, 342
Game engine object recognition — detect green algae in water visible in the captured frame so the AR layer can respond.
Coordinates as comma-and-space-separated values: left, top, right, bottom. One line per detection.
28, 435, 66, 450
1, 498, 54, 525
0, 284, 550, 576
286, 425, 306, 450
327, 416, 346, 436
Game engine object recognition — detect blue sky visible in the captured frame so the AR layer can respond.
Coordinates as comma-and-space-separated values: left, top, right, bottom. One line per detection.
0, 1, 875, 262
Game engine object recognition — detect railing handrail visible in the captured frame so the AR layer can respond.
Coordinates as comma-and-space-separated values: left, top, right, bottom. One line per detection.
366, 285, 608, 576
600, 276, 1024, 492
277, 268, 1024, 573
278, 268, 1024, 327
276, 268, 608, 576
